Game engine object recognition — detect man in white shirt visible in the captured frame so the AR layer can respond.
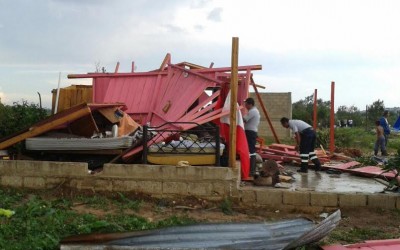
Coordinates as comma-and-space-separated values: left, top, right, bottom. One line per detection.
243, 98, 260, 177
280, 117, 322, 173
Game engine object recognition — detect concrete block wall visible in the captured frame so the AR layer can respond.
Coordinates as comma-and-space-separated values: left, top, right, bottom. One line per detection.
249, 92, 292, 140
1, 160, 399, 210
0, 160, 240, 200
240, 188, 400, 210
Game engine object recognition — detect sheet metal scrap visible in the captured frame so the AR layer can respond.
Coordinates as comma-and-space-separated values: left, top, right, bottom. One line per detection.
60, 210, 341, 250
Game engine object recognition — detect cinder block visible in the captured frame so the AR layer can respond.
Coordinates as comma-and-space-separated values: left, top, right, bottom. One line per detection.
15, 160, 88, 177
103, 164, 162, 180
161, 165, 178, 179
201, 167, 235, 180
368, 194, 396, 209
283, 191, 310, 206
23, 177, 45, 189
256, 189, 283, 205
311, 192, 338, 207
112, 180, 138, 191
212, 182, 228, 196
45, 178, 67, 189
240, 189, 257, 204
162, 182, 188, 195
174, 166, 204, 181
188, 182, 213, 196
136, 181, 162, 194
92, 179, 113, 192
0, 160, 17, 175
1, 176, 23, 187
339, 193, 367, 207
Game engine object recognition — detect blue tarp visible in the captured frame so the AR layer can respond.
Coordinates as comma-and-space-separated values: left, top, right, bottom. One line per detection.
393, 116, 400, 131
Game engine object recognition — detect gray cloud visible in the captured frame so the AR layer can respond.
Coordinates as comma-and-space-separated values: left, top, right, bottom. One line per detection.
207, 7, 222, 22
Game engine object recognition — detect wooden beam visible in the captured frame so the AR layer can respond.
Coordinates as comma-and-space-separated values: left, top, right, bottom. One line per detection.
194, 65, 262, 73
68, 71, 168, 79
114, 62, 120, 73
159, 53, 171, 71
0, 106, 92, 150
229, 37, 239, 169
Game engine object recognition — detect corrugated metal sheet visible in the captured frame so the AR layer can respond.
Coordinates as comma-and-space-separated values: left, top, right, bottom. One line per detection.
26, 136, 133, 150
60, 210, 341, 250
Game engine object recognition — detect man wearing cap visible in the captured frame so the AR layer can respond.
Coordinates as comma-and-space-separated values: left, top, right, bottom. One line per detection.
243, 97, 260, 177
379, 110, 390, 148
280, 117, 322, 173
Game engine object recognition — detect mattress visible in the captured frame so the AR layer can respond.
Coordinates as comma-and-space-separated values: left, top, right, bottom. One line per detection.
26, 136, 134, 150
147, 154, 217, 165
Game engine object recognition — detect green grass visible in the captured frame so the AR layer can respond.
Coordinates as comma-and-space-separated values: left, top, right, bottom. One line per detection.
0, 188, 195, 250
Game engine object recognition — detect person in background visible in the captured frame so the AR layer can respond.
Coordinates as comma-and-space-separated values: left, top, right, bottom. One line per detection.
243, 97, 260, 178
374, 120, 387, 156
379, 110, 390, 147
280, 117, 322, 173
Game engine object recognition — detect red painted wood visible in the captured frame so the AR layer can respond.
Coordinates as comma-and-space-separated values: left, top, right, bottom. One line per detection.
326, 161, 360, 170
347, 166, 398, 179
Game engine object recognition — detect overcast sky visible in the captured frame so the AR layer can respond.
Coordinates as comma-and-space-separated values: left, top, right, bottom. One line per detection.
1, 0, 399, 110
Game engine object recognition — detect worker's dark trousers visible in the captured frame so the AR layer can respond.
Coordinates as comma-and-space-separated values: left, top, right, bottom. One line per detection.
299, 128, 321, 171
245, 130, 257, 177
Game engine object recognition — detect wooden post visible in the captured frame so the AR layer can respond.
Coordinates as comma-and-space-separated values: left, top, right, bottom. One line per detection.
313, 89, 318, 130
229, 37, 239, 169
114, 62, 120, 73
330, 81, 335, 154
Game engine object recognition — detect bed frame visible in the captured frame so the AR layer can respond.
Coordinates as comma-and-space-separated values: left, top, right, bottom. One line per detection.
142, 122, 221, 166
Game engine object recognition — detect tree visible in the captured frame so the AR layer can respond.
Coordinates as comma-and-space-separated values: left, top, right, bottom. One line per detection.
366, 99, 385, 128
292, 93, 331, 127
0, 100, 47, 138
336, 105, 363, 127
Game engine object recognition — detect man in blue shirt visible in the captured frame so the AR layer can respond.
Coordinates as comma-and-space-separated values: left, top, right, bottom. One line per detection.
379, 110, 390, 148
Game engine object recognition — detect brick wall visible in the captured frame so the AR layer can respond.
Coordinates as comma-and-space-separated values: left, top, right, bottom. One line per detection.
249, 92, 292, 140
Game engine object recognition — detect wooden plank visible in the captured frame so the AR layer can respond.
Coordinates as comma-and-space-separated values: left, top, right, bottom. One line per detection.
229, 37, 239, 169
0, 106, 92, 149
69, 113, 99, 137
159, 53, 171, 71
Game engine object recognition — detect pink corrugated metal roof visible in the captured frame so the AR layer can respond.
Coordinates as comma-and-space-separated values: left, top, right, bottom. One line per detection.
68, 55, 263, 161
322, 239, 400, 250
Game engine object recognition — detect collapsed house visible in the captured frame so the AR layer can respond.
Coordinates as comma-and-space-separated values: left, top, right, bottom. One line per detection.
0, 54, 269, 173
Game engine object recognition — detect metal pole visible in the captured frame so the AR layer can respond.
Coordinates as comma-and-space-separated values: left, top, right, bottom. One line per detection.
313, 89, 318, 130
229, 37, 239, 169
330, 82, 335, 155
54, 72, 61, 114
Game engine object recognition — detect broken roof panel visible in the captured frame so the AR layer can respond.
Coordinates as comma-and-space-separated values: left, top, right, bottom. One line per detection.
60, 210, 341, 250
0, 103, 127, 150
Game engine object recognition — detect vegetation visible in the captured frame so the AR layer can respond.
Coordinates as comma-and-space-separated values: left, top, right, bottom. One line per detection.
293, 94, 398, 131
0, 188, 195, 250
